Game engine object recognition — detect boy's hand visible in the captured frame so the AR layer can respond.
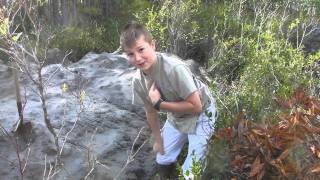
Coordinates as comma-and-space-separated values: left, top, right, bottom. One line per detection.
149, 83, 161, 105
153, 138, 165, 155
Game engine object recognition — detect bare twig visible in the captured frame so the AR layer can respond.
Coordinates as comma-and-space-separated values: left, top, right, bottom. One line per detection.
0, 124, 29, 180
114, 127, 148, 179
22, 145, 31, 173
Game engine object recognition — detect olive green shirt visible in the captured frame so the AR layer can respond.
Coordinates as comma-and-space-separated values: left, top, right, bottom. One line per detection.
132, 53, 213, 133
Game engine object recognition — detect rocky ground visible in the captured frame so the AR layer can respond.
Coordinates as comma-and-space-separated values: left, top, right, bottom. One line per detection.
0, 52, 156, 180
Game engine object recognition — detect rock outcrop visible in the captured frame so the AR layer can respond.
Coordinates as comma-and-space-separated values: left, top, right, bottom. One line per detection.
0, 52, 155, 180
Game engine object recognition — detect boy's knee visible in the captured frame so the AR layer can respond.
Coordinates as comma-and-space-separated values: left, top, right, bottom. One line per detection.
156, 153, 177, 165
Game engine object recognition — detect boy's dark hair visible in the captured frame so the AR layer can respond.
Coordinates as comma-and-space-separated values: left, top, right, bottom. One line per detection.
120, 22, 153, 50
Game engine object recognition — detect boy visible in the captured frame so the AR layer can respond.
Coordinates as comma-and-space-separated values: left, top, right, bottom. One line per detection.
120, 22, 217, 179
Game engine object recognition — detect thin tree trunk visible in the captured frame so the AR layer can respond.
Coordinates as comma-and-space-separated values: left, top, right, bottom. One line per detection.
0, 0, 7, 7
13, 67, 24, 130
72, 0, 78, 25
37, 69, 55, 137
37, 68, 61, 164
51, 0, 59, 25
61, 0, 68, 25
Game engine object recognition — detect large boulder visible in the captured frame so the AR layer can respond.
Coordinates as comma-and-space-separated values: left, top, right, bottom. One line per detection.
0, 52, 155, 179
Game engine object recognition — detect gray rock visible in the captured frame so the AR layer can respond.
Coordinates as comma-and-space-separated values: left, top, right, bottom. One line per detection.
0, 52, 155, 179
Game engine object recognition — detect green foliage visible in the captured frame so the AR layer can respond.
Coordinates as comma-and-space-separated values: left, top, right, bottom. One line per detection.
79, 7, 102, 17
118, 0, 151, 18
134, 0, 203, 54
202, 139, 231, 179
207, 0, 320, 128
178, 151, 203, 180
50, 20, 119, 61
49, 0, 152, 61
0, 18, 9, 36
135, 5, 168, 51
37, 0, 47, 6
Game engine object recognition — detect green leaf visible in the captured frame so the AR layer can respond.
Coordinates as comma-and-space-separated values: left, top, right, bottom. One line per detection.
12, 32, 22, 42
185, 170, 190, 176
0, 18, 9, 36
205, 111, 213, 118
61, 83, 68, 93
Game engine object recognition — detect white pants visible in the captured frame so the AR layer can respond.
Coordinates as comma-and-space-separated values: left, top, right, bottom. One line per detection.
156, 103, 217, 179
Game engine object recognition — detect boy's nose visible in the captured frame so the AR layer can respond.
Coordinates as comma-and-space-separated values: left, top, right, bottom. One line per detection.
134, 53, 142, 62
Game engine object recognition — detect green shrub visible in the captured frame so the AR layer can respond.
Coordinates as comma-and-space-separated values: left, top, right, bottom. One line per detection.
50, 19, 119, 61
134, 0, 204, 57
207, 0, 320, 128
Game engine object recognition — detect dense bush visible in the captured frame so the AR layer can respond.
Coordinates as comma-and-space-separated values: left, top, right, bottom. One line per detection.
202, 0, 320, 179
212, 34, 320, 128
207, 0, 320, 128
50, 19, 119, 61
50, 0, 151, 61
135, 0, 208, 59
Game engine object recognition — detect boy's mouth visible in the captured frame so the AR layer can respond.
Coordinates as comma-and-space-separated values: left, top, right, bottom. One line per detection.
137, 61, 146, 67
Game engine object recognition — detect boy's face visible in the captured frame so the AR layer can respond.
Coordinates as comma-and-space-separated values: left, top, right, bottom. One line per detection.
124, 35, 156, 74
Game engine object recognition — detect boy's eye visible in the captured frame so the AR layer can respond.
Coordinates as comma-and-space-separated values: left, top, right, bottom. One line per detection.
127, 53, 134, 57
138, 48, 144, 52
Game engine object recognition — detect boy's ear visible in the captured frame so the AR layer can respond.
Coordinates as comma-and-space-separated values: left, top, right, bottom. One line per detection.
151, 40, 156, 50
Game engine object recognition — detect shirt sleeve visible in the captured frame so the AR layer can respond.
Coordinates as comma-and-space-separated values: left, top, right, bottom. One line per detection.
132, 79, 152, 107
170, 65, 197, 100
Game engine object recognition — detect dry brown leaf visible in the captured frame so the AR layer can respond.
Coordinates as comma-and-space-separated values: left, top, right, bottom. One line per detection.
219, 88, 320, 179
293, 88, 305, 103
231, 144, 242, 151
317, 150, 320, 158
292, 113, 299, 127
257, 167, 266, 180
310, 164, 320, 173
215, 127, 233, 140
273, 96, 293, 109
278, 148, 290, 160
231, 155, 247, 168
249, 163, 265, 177
251, 129, 266, 136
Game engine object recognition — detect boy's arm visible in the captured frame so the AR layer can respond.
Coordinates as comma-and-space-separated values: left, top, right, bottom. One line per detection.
149, 83, 202, 113
145, 105, 164, 155
159, 91, 202, 113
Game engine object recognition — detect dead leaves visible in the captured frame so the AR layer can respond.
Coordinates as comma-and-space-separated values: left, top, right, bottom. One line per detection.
309, 164, 320, 173
217, 88, 320, 179
249, 156, 265, 179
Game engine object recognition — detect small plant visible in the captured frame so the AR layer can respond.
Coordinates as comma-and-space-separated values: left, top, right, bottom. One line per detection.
178, 151, 204, 180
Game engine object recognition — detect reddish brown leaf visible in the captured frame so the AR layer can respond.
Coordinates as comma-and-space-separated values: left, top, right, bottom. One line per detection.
251, 129, 266, 136
293, 88, 306, 103
278, 149, 290, 160
222, 88, 320, 179
250, 163, 265, 177
231, 144, 242, 151
310, 164, 320, 173
317, 150, 320, 159
231, 155, 247, 168
215, 127, 233, 140
257, 167, 266, 180
249, 156, 261, 177
273, 96, 293, 109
